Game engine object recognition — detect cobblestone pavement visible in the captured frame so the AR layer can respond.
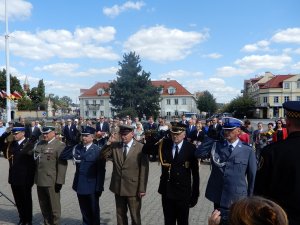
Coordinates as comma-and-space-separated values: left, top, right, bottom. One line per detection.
0, 156, 213, 225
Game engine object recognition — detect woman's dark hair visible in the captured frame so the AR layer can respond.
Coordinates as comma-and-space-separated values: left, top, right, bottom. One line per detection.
229, 196, 288, 225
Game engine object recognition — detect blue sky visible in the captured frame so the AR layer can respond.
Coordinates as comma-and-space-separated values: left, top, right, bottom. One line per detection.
0, 0, 300, 103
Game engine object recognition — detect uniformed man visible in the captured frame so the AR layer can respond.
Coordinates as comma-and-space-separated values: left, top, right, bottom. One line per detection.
34, 126, 68, 225
196, 117, 257, 225
254, 101, 300, 225
5, 127, 35, 225
100, 124, 149, 225
60, 126, 106, 225
143, 122, 200, 225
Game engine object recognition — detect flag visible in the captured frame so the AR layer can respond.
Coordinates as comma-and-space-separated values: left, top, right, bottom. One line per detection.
1, 90, 8, 98
12, 91, 22, 99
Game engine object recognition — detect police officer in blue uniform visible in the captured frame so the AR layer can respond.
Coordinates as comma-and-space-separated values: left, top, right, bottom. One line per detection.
196, 117, 257, 224
254, 101, 300, 225
60, 126, 106, 225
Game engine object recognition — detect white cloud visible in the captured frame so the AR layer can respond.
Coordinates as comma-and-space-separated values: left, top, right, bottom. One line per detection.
159, 70, 203, 79
124, 25, 209, 62
202, 53, 222, 59
1, 27, 119, 60
241, 40, 270, 52
184, 77, 240, 103
234, 54, 292, 70
34, 63, 118, 77
103, 1, 145, 18
271, 28, 300, 44
216, 66, 254, 78
0, 0, 32, 21
291, 62, 300, 70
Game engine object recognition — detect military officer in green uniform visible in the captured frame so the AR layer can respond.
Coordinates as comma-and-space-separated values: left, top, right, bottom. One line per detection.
34, 126, 68, 225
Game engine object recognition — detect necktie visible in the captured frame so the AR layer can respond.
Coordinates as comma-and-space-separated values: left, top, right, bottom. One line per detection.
83, 146, 87, 152
174, 145, 179, 159
123, 144, 128, 160
228, 145, 233, 153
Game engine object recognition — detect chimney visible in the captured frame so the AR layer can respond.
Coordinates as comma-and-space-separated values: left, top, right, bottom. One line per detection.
166, 78, 170, 82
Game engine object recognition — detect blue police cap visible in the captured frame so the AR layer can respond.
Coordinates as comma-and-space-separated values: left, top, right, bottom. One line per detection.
42, 126, 56, 134
81, 126, 96, 135
11, 127, 25, 134
222, 117, 243, 130
283, 101, 300, 119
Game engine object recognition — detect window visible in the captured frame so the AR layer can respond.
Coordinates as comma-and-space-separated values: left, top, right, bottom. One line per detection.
263, 97, 267, 103
100, 111, 104, 116
166, 99, 171, 105
284, 82, 290, 89
97, 88, 105, 95
174, 99, 178, 105
167, 112, 171, 116
93, 100, 97, 105
284, 96, 290, 102
85, 111, 89, 117
93, 111, 96, 116
297, 80, 300, 88
168, 87, 176, 95
182, 99, 186, 105
297, 96, 300, 101
175, 111, 178, 116
274, 96, 279, 103
100, 100, 104, 106
85, 100, 89, 105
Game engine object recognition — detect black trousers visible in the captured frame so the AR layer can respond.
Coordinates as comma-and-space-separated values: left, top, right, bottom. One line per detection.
77, 193, 100, 225
11, 184, 33, 223
162, 195, 190, 225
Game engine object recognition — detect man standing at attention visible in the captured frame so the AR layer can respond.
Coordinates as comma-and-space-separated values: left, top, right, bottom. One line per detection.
254, 101, 300, 225
196, 117, 257, 225
34, 126, 67, 225
4, 127, 35, 225
143, 122, 200, 225
100, 124, 149, 225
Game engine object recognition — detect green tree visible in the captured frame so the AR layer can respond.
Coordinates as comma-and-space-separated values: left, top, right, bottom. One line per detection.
223, 95, 255, 118
109, 52, 160, 118
196, 90, 217, 117
59, 96, 72, 113
28, 79, 46, 110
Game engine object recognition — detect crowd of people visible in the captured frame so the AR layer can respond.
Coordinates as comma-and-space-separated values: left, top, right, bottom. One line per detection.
0, 101, 299, 225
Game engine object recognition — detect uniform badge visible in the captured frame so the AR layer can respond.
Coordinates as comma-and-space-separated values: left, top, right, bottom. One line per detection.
184, 161, 190, 168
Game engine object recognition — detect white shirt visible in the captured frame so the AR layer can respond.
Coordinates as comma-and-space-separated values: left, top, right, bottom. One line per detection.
123, 138, 134, 156
172, 140, 184, 158
84, 143, 93, 151
227, 138, 239, 152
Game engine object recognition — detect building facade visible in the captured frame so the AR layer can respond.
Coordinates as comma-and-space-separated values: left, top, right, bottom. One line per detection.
243, 72, 300, 119
78, 79, 198, 119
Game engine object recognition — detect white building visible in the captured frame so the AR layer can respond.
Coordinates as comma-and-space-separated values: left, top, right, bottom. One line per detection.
79, 79, 198, 119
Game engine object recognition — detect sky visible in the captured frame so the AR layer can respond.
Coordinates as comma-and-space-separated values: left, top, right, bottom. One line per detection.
0, 0, 300, 104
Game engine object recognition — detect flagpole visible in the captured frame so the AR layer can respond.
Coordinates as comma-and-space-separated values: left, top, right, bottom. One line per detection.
5, 0, 11, 123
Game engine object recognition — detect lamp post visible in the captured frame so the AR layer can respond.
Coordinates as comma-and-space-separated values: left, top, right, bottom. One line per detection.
5, 0, 11, 123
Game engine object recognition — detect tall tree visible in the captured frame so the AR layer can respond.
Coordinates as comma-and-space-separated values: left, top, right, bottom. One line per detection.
29, 79, 46, 110
196, 90, 217, 117
109, 52, 160, 118
223, 95, 255, 118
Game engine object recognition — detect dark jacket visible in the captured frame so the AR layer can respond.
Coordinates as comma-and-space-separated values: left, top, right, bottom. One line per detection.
8, 139, 35, 187
157, 139, 200, 200
72, 144, 106, 195
254, 131, 300, 225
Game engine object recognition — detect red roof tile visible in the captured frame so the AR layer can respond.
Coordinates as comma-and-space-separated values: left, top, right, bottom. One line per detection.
261, 75, 294, 89
79, 80, 192, 97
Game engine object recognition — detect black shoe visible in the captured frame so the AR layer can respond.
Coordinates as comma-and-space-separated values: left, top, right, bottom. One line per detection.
17, 220, 23, 225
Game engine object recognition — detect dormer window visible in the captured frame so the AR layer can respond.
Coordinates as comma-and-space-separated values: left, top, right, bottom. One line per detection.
157, 86, 164, 94
168, 86, 176, 95
97, 88, 105, 95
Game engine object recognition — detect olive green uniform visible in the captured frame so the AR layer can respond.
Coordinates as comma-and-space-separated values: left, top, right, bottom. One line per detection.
34, 138, 67, 225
